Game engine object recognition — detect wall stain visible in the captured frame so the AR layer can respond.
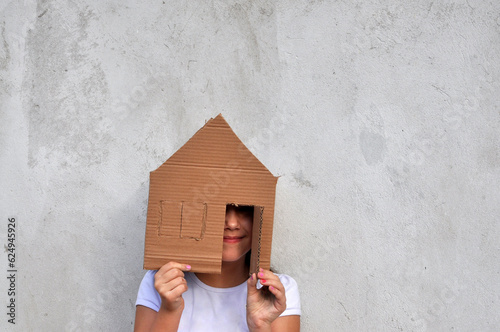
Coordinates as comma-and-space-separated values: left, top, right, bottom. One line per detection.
354, 103, 387, 166
359, 130, 387, 165
292, 170, 315, 189
0, 22, 11, 70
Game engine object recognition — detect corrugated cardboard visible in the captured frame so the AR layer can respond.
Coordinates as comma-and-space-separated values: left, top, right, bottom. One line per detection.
143, 114, 278, 274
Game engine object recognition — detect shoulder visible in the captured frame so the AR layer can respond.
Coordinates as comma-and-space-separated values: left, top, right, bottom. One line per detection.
274, 273, 301, 316
141, 270, 158, 286
275, 273, 298, 290
135, 270, 161, 312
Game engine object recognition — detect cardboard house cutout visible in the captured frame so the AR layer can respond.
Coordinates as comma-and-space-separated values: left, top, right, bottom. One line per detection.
144, 114, 278, 274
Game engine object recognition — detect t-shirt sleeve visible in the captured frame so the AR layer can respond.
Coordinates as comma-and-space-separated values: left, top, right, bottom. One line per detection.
277, 274, 301, 317
135, 270, 162, 312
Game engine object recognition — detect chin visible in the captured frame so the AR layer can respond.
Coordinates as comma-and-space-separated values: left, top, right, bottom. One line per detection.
221, 256, 241, 263
221, 253, 247, 263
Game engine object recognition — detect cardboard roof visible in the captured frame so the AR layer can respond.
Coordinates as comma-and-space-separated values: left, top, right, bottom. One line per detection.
143, 114, 278, 274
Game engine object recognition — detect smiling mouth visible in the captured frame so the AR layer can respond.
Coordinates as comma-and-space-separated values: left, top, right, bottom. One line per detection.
223, 236, 244, 243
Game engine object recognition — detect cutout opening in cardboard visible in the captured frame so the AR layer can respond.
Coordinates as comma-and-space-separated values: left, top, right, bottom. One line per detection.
226, 203, 264, 274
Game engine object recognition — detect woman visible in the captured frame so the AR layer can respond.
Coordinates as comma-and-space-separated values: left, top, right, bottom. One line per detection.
134, 204, 301, 331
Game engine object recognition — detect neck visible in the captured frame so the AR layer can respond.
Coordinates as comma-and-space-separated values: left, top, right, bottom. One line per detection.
196, 256, 249, 288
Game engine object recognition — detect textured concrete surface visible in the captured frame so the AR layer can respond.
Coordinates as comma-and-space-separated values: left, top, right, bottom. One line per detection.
1, 0, 499, 331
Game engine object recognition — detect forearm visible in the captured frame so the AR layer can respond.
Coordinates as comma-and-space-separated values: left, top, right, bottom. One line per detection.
247, 321, 272, 332
248, 315, 300, 332
149, 305, 183, 332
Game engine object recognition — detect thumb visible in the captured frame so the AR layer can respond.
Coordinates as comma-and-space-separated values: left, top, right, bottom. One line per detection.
247, 273, 258, 296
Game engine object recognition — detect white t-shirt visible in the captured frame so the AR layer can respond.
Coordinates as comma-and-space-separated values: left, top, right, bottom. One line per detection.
136, 271, 301, 332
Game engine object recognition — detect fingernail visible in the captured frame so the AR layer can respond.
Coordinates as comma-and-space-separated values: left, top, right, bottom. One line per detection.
261, 279, 267, 283
259, 272, 264, 278
270, 286, 274, 290
186, 265, 191, 270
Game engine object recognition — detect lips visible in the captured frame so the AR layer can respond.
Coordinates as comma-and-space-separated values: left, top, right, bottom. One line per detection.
223, 236, 244, 243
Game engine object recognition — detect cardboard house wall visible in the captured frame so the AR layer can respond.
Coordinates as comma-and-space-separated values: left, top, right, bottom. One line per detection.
144, 114, 278, 274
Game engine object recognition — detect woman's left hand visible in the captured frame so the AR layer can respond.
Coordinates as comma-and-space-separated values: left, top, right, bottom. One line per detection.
246, 268, 287, 331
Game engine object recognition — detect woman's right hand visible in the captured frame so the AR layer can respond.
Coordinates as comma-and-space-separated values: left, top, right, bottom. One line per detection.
154, 262, 192, 313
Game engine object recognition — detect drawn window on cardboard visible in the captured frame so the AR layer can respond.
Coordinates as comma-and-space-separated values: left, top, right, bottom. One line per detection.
158, 201, 207, 240
143, 114, 278, 274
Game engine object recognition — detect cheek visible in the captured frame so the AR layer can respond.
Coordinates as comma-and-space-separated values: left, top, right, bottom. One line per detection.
244, 222, 253, 244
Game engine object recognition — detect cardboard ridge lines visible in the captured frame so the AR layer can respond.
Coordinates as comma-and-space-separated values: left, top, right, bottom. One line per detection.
143, 114, 278, 274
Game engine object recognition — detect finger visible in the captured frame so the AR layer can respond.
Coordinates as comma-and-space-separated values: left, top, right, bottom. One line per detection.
259, 277, 283, 290
156, 261, 192, 278
261, 278, 284, 296
164, 266, 187, 282
166, 277, 189, 299
259, 278, 285, 300
155, 268, 183, 287
256, 268, 272, 279
157, 276, 188, 299
155, 262, 191, 280
247, 273, 258, 295
155, 267, 190, 292
158, 277, 189, 311
267, 283, 287, 309
256, 268, 280, 284
258, 277, 287, 309
257, 270, 286, 304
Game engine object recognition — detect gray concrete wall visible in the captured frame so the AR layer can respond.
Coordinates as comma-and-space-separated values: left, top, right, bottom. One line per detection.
1, 0, 499, 331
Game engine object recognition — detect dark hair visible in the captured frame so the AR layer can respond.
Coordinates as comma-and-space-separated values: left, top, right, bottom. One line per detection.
245, 250, 251, 267
226, 203, 254, 215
